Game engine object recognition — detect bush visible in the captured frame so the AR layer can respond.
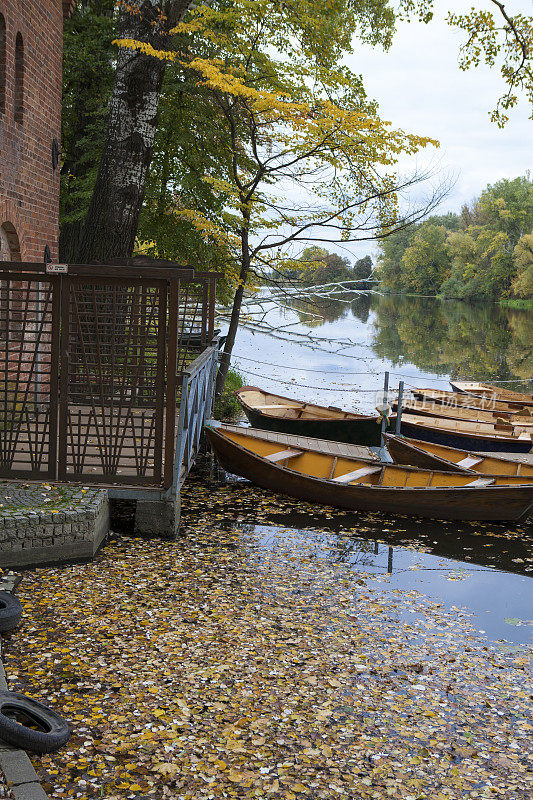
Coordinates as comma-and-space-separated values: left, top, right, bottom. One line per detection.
213, 367, 245, 421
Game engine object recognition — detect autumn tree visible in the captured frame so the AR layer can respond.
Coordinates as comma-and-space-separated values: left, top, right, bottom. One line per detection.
512, 229, 533, 298
74, 0, 195, 262
60, 0, 116, 261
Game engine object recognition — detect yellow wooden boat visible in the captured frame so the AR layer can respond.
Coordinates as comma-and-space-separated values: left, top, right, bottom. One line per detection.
394, 397, 533, 425
384, 434, 533, 478
450, 381, 533, 407
206, 423, 533, 521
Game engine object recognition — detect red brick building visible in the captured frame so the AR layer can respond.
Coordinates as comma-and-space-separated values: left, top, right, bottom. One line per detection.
0, 1, 74, 263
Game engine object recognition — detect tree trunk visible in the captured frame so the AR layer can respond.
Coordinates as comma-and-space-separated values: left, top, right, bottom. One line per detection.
216, 228, 250, 395
74, 0, 192, 263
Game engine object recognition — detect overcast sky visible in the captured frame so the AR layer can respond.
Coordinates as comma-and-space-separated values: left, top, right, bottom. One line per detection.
339, 0, 532, 260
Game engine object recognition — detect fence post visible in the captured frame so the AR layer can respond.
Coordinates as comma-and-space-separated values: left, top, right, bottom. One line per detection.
380, 370, 389, 447
395, 380, 404, 435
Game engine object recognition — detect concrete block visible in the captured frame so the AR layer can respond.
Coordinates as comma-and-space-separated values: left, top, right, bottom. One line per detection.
0, 749, 39, 786
134, 497, 180, 539
12, 783, 49, 800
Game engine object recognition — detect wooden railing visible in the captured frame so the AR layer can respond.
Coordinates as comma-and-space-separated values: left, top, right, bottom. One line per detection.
166, 339, 220, 499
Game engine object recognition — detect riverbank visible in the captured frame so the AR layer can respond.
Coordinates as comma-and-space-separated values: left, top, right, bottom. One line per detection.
376, 288, 533, 310
3, 476, 531, 800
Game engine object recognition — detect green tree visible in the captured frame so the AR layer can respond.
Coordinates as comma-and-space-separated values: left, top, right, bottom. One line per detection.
512, 229, 533, 298
442, 227, 513, 300
376, 212, 459, 292
59, 0, 116, 260
400, 224, 451, 294
474, 176, 533, 247
376, 225, 416, 292
353, 255, 373, 287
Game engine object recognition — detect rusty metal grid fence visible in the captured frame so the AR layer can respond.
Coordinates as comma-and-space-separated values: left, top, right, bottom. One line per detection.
0, 261, 218, 490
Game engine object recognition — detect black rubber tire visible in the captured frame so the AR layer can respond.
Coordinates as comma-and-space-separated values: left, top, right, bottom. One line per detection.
0, 592, 22, 633
0, 691, 71, 753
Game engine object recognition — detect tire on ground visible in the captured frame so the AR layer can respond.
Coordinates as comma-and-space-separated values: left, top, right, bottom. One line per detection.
0, 691, 71, 753
0, 592, 22, 633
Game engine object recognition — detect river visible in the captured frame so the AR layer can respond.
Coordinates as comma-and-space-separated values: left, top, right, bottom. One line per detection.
225, 291, 533, 413
216, 291, 533, 648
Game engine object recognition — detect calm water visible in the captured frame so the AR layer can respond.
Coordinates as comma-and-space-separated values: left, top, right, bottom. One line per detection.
217, 291, 533, 647
226, 291, 533, 413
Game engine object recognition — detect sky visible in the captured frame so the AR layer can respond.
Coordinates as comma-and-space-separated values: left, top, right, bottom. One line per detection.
338, 0, 533, 260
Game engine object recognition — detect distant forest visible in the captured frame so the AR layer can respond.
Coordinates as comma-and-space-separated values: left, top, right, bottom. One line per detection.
377, 175, 533, 303
278, 247, 374, 288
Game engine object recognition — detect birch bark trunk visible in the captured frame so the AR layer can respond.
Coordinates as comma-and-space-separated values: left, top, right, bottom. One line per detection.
75, 0, 192, 262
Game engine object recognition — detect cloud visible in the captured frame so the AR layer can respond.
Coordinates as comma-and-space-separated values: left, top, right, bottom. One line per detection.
337, 0, 532, 259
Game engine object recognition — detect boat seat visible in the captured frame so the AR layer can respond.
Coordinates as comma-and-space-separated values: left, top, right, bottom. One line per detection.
254, 404, 302, 409
333, 466, 381, 484
456, 456, 483, 469
265, 448, 303, 462
464, 477, 495, 487
518, 431, 533, 440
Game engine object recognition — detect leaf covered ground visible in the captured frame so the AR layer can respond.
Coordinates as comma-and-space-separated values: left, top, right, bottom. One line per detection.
2, 479, 532, 799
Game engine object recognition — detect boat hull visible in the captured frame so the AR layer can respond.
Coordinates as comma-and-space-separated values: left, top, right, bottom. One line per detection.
399, 419, 532, 453
207, 428, 533, 522
242, 406, 386, 446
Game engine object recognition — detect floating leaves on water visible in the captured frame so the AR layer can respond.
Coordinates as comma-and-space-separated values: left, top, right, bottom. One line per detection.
2, 478, 531, 800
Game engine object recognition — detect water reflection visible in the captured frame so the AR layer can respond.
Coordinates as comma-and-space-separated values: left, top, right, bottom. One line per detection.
249, 521, 533, 646
285, 292, 533, 386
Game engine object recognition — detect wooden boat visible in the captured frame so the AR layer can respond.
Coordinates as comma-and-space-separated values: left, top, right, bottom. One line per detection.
235, 386, 393, 446
399, 412, 533, 453
206, 423, 533, 521
408, 387, 531, 415
450, 381, 533, 407
384, 433, 533, 478
393, 397, 533, 425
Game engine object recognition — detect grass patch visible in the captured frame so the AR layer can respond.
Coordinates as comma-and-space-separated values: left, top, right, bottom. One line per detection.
214, 367, 245, 421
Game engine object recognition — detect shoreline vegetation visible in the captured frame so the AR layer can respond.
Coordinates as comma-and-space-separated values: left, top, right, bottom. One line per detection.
376, 175, 533, 305
375, 288, 533, 309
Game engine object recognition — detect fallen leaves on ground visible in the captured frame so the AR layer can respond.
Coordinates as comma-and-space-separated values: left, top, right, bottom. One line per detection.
3, 479, 532, 800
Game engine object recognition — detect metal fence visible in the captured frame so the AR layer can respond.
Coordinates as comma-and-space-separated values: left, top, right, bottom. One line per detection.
0, 260, 218, 493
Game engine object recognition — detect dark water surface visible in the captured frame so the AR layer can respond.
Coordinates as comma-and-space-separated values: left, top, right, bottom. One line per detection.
218, 292, 533, 648
252, 522, 532, 646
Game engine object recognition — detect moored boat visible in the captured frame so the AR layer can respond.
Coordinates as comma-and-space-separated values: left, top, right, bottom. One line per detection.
393, 397, 533, 425
408, 387, 532, 415
384, 433, 533, 477
450, 381, 533, 407
235, 386, 392, 446
206, 423, 533, 521
399, 412, 533, 453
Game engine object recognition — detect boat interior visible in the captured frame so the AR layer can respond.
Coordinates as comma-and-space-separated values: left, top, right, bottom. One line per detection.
217, 427, 529, 488
391, 438, 533, 477
451, 382, 533, 404
397, 398, 533, 425
237, 387, 371, 421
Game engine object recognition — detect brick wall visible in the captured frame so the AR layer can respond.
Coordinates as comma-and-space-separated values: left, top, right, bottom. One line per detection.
0, 0, 65, 262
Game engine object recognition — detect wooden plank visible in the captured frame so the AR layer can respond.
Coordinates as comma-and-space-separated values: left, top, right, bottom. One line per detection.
264, 448, 303, 462
456, 456, 483, 469
464, 477, 495, 487
333, 466, 381, 484
328, 457, 338, 480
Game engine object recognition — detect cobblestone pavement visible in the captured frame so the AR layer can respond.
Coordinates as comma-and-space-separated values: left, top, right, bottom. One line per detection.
0, 482, 109, 568
0, 483, 80, 513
